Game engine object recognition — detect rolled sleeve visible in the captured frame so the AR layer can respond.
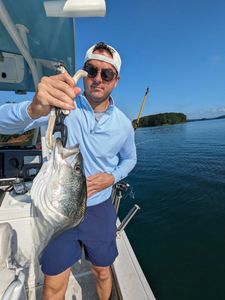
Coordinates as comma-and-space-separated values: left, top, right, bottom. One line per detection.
0, 101, 48, 134
111, 127, 137, 183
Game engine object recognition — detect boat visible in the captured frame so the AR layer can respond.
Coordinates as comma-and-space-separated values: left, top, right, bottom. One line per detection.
0, 1, 156, 299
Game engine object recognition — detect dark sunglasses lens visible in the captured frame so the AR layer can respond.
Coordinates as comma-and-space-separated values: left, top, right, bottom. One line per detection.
84, 65, 117, 81
101, 69, 116, 81
86, 66, 98, 78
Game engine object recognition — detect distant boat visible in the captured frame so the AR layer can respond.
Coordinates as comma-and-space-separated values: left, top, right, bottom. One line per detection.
0, 1, 156, 299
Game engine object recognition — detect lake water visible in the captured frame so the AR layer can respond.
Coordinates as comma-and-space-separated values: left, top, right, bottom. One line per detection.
120, 119, 225, 300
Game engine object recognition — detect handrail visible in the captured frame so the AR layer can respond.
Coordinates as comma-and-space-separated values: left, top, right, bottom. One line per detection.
0, 0, 39, 87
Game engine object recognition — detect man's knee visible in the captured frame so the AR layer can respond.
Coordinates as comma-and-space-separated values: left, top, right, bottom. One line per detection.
43, 268, 71, 300
91, 266, 111, 282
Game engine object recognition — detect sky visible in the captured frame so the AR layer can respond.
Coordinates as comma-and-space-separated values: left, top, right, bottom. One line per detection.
1, 0, 225, 120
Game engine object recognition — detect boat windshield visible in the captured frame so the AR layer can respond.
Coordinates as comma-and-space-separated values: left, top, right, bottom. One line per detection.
0, 129, 41, 148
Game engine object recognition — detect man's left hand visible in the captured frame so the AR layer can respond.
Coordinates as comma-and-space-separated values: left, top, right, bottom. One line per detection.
86, 173, 115, 198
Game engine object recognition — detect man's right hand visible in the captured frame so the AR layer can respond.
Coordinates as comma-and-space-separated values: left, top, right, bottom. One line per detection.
27, 73, 81, 119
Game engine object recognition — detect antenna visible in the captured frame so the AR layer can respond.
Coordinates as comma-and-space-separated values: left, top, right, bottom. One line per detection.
134, 87, 149, 130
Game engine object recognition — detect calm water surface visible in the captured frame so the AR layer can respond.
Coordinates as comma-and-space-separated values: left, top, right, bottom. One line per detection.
121, 119, 225, 300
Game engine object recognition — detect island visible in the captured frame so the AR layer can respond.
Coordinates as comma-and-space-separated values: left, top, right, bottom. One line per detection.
133, 112, 187, 128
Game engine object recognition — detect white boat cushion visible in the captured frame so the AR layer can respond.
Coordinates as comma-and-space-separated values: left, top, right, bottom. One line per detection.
0, 223, 14, 269
0, 269, 16, 298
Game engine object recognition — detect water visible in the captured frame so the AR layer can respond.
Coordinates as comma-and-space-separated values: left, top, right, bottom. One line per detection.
120, 119, 225, 300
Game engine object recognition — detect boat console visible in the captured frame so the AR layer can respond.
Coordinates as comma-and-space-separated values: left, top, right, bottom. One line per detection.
0, 147, 43, 299
0, 147, 42, 185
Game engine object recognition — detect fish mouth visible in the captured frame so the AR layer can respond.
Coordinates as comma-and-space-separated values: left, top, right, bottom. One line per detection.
54, 138, 80, 159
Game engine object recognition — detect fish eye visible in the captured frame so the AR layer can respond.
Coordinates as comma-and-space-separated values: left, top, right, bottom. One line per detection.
75, 166, 81, 173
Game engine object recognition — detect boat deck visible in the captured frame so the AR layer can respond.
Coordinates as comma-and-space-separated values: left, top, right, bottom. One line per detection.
0, 183, 156, 300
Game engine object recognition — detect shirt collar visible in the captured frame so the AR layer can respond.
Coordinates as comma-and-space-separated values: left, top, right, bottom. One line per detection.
106, 96, 115, 114
81, 94, 115, 115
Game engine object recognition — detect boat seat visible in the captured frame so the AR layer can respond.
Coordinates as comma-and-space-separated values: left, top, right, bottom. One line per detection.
0, 223, 27, 299
0, 269, 16, 298
0, 222, 14, 269
0, 268, 27, 300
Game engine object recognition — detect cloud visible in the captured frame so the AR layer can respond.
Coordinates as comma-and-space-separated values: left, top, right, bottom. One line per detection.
211, 106, 225, 113
187, 106, 225, 119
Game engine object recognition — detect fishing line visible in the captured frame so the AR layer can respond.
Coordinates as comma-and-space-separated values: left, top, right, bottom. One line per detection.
136, 138, 155, 146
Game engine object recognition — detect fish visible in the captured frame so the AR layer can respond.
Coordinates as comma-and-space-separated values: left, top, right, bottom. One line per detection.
20, 138, 87, 292
31, 137, 87, 242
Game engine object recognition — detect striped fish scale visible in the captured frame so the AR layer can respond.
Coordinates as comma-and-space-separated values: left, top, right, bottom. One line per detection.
30, 138, 87, 254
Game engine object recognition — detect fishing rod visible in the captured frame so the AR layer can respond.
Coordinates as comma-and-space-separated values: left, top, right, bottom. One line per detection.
133, 86, 149, 130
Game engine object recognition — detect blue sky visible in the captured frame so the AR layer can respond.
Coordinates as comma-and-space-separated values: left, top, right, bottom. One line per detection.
1, 0, 225, 120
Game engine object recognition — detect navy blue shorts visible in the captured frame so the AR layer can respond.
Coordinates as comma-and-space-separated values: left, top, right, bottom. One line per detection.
40, 198, 118, 276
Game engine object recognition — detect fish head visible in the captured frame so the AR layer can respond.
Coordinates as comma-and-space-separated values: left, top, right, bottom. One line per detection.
53, 138, 82, 169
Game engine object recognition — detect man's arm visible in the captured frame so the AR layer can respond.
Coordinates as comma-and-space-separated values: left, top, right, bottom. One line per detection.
0, 73, 81, 134
86, 127, 137, 198
111, 127, 137, 183
0, 101, 45, 134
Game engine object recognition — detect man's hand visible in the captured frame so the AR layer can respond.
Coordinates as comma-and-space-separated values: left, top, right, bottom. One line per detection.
28, 73, 81, 119
86, 173, 115, 198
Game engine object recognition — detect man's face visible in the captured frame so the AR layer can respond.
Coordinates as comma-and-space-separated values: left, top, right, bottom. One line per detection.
83, 49, 120, 107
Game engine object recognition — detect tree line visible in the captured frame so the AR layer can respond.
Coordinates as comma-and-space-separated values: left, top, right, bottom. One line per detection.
133, 112, 187, 127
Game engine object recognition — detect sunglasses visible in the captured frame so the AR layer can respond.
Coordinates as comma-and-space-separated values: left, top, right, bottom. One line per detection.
84, 64, 118, 82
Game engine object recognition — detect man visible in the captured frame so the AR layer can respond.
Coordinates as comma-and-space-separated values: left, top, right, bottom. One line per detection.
0, 42, 136, 299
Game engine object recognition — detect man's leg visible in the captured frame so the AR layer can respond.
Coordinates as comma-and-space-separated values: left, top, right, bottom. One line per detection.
79, 199, 118, 299
91, 265, 112, 300
40, 227, 82, 299
42, 267, 71, 300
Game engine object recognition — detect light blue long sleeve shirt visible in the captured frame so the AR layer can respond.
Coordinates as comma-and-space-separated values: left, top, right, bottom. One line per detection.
0, 95, 137, 206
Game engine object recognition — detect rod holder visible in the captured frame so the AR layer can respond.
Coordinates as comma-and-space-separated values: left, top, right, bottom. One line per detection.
117, 204, 140, 234
112, 182, 130, 214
